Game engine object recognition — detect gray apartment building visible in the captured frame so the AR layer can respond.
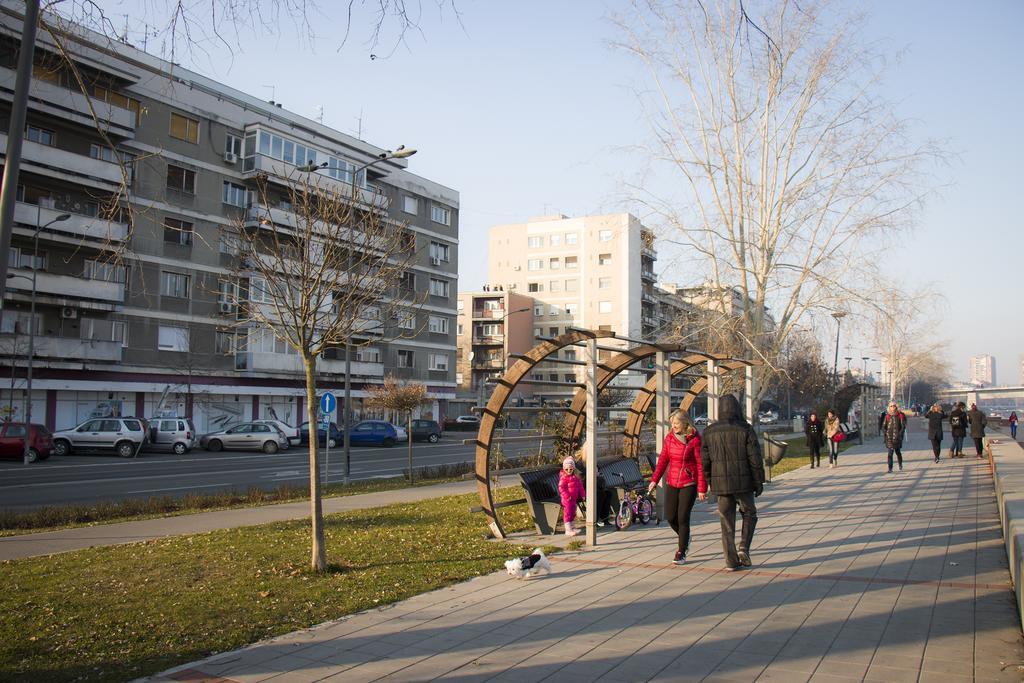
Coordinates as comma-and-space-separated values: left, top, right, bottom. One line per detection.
0, 4, 459, 432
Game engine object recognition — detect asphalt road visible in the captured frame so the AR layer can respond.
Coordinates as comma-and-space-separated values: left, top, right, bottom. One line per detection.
0, 433, 545, 512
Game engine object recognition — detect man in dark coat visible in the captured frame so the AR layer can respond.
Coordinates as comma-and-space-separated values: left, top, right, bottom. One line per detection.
949, 402, 968, 457
967, 403, 988, 458
925, 403, 946, 463
702, 394, 765, 571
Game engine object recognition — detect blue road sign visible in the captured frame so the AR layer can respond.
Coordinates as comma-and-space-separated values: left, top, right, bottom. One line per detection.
320, 392, 336, 415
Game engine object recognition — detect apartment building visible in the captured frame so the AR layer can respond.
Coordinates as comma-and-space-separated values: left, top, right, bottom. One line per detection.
0, 4, 459, 431
455, 288, 534, 394
970, 355, 996, 387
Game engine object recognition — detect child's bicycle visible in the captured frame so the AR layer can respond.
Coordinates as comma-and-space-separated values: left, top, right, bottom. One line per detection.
614, 472, 656, 530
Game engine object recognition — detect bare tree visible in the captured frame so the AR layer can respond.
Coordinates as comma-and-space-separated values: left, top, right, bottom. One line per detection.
872, 285, 948, 400
614, 0, 943, 402
221, 172, 421, 571
366, 376, 428, 483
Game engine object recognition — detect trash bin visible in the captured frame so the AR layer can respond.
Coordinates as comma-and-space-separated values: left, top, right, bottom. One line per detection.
764, 435, 788, 466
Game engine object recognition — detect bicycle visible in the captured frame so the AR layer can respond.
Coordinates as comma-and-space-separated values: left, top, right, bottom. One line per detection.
614, 472, 656, 530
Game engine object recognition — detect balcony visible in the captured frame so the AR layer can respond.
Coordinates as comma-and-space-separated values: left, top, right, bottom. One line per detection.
0, 67, 135, 138
641, 269, 656, 282
472, 335, 504, 345
235, 351, 384, 379
642, 290, 657, 304
241, 153, 388, 211
473, 358, 505, 370
472, 308, 506, 319
0, 334, 122, 363
14, 202, 128, 243
0, 133, 123, 192
5, 269, 124, 311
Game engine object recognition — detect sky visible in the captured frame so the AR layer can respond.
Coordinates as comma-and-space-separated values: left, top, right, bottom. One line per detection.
91, 0, 1023, 385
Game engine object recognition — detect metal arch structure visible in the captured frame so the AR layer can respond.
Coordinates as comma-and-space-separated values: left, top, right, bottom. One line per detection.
472, 328, 763, 540
472, 329, 615, 539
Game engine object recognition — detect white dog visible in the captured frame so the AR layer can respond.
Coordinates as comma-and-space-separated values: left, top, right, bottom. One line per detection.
504, 548, 552, 579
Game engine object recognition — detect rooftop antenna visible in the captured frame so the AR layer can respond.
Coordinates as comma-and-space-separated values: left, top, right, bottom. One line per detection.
315, 105, 324, 124
354, 109, 363, 138
262, 84, 275, 103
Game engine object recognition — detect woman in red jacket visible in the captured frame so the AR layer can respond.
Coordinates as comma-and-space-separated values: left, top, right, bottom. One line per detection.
648, 410, 707, 565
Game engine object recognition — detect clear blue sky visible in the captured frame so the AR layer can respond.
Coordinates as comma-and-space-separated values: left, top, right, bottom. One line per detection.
98, 0, 1023, 385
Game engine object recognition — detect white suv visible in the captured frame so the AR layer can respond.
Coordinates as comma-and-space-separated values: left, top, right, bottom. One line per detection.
52, 417, 148, 458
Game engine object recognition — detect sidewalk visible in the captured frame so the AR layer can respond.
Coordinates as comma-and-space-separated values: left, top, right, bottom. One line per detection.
0, 479, 476, 562
147, 434, 1024, 682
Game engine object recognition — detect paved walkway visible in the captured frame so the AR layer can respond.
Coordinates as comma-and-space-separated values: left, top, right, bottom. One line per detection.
147, 430, 1024, 682
0, 480, 476, 561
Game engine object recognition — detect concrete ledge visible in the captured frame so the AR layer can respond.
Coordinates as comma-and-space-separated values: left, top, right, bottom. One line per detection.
989, 430, 1024, 632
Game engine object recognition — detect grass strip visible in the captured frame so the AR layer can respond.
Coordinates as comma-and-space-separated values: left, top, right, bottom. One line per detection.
0, 487, 538, 683
765, 434, 860, 478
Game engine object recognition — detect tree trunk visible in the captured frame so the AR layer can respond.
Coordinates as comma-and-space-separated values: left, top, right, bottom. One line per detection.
407, 412, 414, 484
302, 355, 326, 571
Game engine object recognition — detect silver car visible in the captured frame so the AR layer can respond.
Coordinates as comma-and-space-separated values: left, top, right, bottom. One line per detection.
147, 417, 197, 454
200, 422, 289, 454
52, 417, 148, 458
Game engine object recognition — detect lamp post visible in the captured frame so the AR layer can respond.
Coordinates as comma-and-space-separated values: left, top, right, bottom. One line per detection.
297, 146, 416, 484
8, 209, 71, 464
831, 312, 846, 396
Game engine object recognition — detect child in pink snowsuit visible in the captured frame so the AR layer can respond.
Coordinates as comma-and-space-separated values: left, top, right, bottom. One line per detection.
559, 455, 585, 536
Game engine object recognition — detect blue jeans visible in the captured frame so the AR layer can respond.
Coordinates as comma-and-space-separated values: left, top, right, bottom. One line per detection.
1012, 424, 1018, 439
952, 435, 965, 454
887, 447, 903, 470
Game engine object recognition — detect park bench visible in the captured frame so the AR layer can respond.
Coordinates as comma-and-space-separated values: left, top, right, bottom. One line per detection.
518, 456, 647, 535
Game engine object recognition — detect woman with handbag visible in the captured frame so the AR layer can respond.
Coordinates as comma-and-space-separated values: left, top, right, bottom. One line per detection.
825, 410, 842, 468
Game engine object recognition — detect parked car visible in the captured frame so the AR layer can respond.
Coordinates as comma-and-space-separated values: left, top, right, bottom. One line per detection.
253, 419, 301, 446
0, 422, 52, 462
349, 420, 400, 447
200, 422, 289, 454
52, 417, 148, 458
758, 413, 777, 425
146, 417, 197, 454
393, 424, 408, 443
693, 415, 708, 426
444, 415, 480, 431
298, 421, 344, 448
410, 419, 442, 443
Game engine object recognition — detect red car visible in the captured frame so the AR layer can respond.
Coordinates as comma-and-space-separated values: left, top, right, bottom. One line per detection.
0, 423, 53, 462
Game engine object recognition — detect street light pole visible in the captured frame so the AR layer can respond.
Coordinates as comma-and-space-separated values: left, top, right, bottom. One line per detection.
298, 146, 417, 484
831, 312, 846, 397
11, 208, 70, 464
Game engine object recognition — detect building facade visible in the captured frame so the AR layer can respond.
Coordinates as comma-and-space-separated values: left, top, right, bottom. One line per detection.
0, 4, 459, 431
970, 354, 996, 387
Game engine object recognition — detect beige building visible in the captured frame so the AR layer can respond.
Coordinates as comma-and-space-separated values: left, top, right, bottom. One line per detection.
970, 354, 996, 386
455, 289, 535, 393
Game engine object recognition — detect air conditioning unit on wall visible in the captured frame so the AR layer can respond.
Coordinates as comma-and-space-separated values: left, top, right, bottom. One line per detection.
430, 256, 442, 266
61, 307, 78, 319
219, 302, 235, 313
223, 152, 238, 164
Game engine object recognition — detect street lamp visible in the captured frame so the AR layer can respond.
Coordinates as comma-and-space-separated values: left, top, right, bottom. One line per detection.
861, 356, 871, 381
7, 209, 71, 465
297, 145, 417, 484
830, 312, 846, 396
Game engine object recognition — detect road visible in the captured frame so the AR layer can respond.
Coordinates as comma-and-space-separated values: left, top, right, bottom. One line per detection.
0, 433, 546, 511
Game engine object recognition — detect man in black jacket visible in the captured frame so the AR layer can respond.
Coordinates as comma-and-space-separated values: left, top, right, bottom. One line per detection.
702, 394, 766, 570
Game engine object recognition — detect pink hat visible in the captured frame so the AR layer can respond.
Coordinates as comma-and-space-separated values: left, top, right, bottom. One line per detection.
562, 456, 576, 470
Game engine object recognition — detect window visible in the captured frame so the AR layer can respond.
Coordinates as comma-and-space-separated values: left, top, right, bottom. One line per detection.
456, 323, 463, 336
534, 328, 542, 338
549, 257, 561, 270
599, 229, 613, 241
565, 303, 578, 315
528, 236, 543, 248
564, 349, 576, 361
161, 271, 191, 298
528, 282, 542, 293
84, 259, 127, 283
80, 318, 127, 346
429, 278, 449, 297
402, 196, 418, 214
225, 133, 242, 157
527, 259, 543, 271
565, 279, 578, 292
94, 86, 141, 123
357, 346, 381, 363
548, 327, 559, 336
89, 144, 117, 162
222, 182, 248, 207
252, 328, 293, 354
83, 202, 99, 217
549, 305, 558, 316
218, 233, 239, 255
218, 280, 239, 306
599, 277, 612, 289
25, 125, 54, 146
481, 323, 500, 336
33, 62, 61, 84
431, 205, 451, 225
564, 256, 578, 269
549, 280, 561, 292
163, 218, 194, 246
0, 311, 41, 335
598, 301, 612, 313
398, 313, 416, 330
249, 277, 272, 304
429, 241, 450, 262
6, 247, 45, 270
397, 349, 414, 368
166, 164, 196, 194
531, 373, 544, 381
549, 374, 559, 383
565, 232, 578, 245
399, 271, 416, 291
429, 353, 449, 371
598, 253, 612, 266
158, 325, 189, 352
428, 316, 449, 334
534, 305, 544, 316
550, 234, 561, 247
215, 331, 238, 354
565, 374, 576, 383
169, 112, 199, 143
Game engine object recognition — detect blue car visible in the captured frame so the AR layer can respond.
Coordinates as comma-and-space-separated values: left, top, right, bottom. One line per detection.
349, 420, 399, 447
298, 421, 344, 448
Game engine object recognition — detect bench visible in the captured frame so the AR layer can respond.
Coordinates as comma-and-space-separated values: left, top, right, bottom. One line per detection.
518, 456, 648, 535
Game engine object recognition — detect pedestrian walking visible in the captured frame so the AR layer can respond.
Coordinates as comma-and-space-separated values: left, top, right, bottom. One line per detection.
882, 401, 906, 473
805, 411, 825, 469
967, 403, 988, 458
648, 411, 707, 565
825, 409, 842, 468
925, 403, 946, 463
558, 456, 585, 537
949, 402, 968, 458
701, 395, 765, 571
1009, 411, 1018, 440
